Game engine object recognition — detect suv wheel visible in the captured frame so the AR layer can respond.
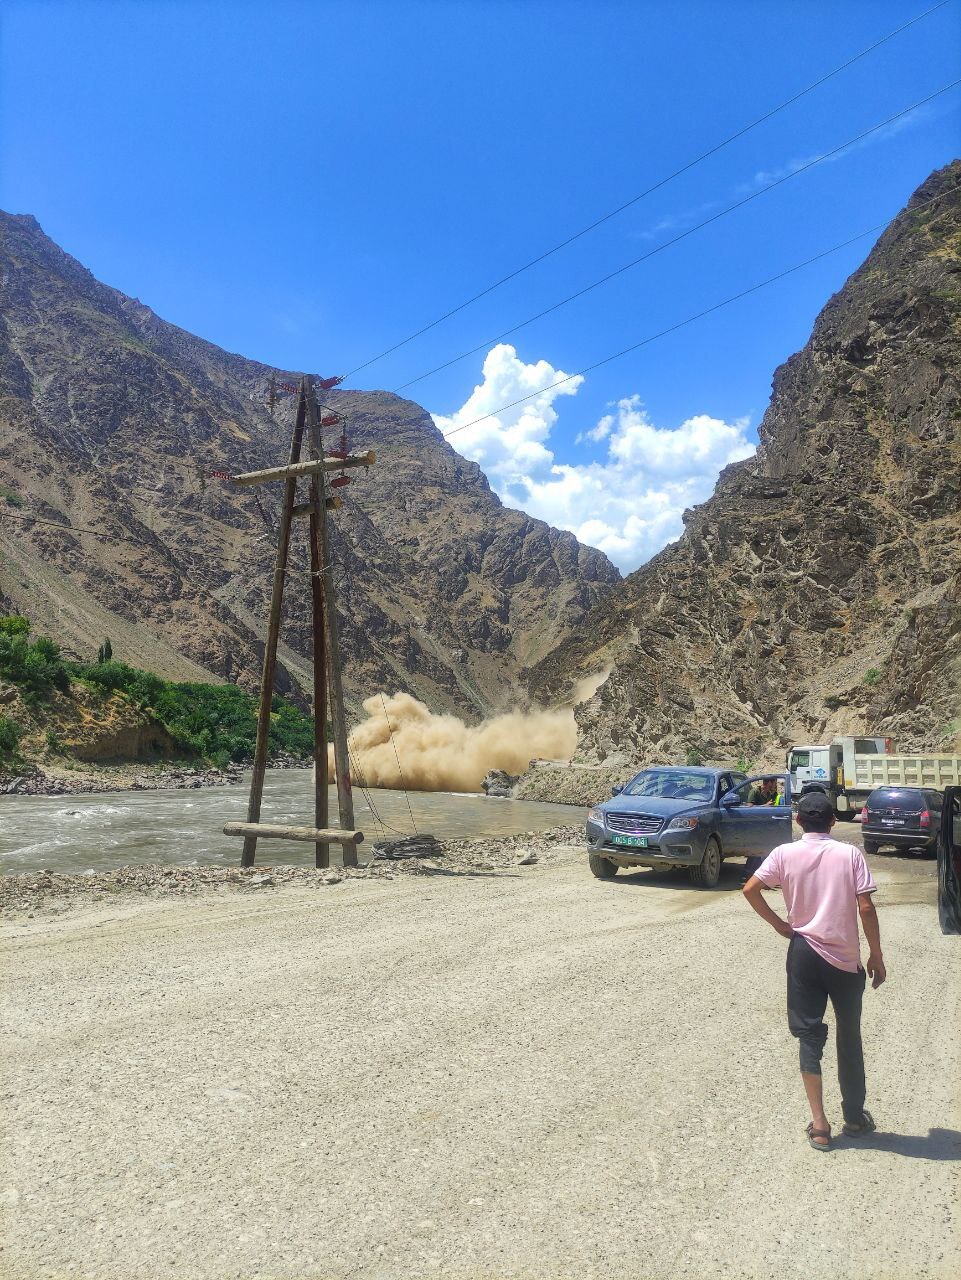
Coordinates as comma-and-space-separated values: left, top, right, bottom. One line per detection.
689, 837, 722, 889
588, 852, 618, 880
864, 840, 880, 856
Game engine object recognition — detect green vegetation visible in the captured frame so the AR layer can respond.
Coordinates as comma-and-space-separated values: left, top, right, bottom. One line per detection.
0, 615, 315, 765
45, 728, 66, 755
0, 715, 20, 756
684, 746, 705, 767
863, 668, 882, 687
0, 616, 70, 706
735, 755, 753, 774
77, 660, 314, 764
1, 485, 24, 508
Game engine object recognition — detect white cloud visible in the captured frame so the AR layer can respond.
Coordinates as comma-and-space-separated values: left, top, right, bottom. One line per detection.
432, 348, 756, 573
431, 343, 583, 489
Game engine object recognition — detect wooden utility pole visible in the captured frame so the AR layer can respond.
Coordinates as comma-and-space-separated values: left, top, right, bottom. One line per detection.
226, 375, 373, 868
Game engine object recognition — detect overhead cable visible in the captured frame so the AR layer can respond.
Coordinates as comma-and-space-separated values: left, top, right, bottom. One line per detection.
342, 0, 952, 380
395, 79, 961, 393
439, 190, 953, 440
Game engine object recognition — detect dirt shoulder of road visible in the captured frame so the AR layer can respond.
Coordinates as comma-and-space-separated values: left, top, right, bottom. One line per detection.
2, 832, 956, 1280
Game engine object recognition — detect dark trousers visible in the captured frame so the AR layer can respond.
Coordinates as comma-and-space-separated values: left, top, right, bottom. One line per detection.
786, 933, 867, 1125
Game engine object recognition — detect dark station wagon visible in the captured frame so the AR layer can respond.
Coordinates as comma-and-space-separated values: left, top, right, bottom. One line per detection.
861, 786, 944, 857
586, 766, 793, 888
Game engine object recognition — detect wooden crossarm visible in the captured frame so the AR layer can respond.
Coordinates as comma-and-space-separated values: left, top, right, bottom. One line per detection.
224, 821, 364, 845
231, 452, 376, 487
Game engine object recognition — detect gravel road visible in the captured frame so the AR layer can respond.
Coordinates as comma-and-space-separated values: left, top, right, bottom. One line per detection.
2, 841, 958, 1279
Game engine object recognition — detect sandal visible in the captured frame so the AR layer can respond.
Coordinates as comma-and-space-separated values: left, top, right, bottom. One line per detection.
842, 1110, 876, 1137
806, 1122, 832, 1151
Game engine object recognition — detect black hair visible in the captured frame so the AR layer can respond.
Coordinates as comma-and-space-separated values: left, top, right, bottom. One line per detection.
797, 811, 834, 834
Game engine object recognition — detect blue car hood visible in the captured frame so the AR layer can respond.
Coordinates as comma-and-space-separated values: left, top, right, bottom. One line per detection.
602, 792, 711, 818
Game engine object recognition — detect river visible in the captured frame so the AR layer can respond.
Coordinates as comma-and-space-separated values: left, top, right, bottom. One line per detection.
0, 770, 583, 874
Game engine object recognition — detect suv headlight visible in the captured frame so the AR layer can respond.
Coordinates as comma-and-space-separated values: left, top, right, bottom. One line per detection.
587, 806, 605, 825
667, 815, 699, 830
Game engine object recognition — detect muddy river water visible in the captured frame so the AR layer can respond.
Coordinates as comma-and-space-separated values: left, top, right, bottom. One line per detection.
0, 770, 583, 874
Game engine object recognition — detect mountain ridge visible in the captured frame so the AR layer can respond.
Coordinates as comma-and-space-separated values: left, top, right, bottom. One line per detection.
0, 211, 619, 720
528, 161, 961, 763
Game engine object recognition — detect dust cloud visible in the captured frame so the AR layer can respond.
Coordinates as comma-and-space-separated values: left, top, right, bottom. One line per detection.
332, 685, 604, 793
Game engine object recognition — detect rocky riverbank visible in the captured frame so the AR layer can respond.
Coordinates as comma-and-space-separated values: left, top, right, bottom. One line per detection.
0, 824, 584, 916
512, 759, 626, 806
0, 753, 308, 797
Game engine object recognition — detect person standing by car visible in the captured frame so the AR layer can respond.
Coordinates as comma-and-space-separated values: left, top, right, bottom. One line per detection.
742, 791, 886, 1151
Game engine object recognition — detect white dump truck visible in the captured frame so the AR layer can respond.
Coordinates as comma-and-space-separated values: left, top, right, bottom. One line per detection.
786, 736, 961, 818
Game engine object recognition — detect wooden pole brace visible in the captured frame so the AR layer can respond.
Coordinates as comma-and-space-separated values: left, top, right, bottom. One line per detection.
225, 821, 364, 845
292, 496, 342, 518
232, 453, 375, 487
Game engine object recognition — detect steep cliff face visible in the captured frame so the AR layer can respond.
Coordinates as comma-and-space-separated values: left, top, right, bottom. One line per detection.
0, 214, 618, 717
529, 162, 961, 762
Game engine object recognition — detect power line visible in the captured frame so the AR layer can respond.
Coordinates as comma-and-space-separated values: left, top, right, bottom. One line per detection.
342, 0, 952, 381
439, 189, 954, 441
395, 80, 961, 394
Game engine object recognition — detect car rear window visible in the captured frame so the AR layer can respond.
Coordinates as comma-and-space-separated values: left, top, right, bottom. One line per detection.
868, 788, 927, 811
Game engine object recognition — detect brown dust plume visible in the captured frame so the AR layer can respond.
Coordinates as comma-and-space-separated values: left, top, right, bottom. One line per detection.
335, 691, 578, 793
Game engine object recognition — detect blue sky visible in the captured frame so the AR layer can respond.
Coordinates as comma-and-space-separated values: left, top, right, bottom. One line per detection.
2, 0, 959, 570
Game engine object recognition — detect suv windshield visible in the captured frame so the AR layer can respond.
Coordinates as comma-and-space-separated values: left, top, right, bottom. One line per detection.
623, 770, 714, 802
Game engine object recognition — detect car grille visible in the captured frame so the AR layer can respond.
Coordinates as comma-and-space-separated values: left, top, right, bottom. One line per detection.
606, 812, 663, 835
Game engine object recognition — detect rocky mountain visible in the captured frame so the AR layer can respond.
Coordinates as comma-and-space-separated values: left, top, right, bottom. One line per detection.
0, 213, 618, 719
529, 161, 961, 764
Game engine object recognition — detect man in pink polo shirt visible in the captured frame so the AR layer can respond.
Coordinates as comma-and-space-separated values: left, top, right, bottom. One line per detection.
742, 791, 887, 1151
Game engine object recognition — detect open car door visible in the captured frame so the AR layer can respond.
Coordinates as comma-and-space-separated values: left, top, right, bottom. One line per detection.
938, 786, 961, 936
719, 773, 793, 858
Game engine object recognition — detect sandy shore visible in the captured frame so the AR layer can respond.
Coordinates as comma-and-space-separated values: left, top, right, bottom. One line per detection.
2, 833, 958, 1280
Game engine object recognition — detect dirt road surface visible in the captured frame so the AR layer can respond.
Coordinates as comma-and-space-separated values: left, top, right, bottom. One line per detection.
3, 843, 959, 1279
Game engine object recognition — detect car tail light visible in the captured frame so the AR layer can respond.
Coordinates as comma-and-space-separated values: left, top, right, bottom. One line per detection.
860, 806, 868, 823
919, 810, 931, 828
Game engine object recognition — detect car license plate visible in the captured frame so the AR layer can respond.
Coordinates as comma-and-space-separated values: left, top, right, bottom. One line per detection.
612, 835, 649, 848
881, 819, 904, 826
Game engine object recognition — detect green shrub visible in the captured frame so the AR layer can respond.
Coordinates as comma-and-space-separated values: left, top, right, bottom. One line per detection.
1, 487, 23, 509
45, 729, 66, 754
74, 659, 315, 763
685, 746, 705, 767
0, 621, 70, 705
0, 715, 19, 755
863, 669, 882, 687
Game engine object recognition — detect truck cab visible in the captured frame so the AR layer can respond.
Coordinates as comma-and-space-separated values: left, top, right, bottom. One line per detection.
787, 736, 890, 817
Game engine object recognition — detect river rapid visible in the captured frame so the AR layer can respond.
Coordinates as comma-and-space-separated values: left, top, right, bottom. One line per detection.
0, 769, 582, 874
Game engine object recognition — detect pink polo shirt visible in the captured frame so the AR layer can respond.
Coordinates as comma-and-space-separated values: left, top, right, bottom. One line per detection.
754, 833, 877, 972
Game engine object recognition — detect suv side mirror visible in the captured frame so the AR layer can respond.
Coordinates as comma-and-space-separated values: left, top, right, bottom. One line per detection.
721, 791, 741, 808
611, 785, 623, 796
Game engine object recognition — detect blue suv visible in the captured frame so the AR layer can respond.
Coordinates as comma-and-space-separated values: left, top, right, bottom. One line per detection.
586, 766, 793, 888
